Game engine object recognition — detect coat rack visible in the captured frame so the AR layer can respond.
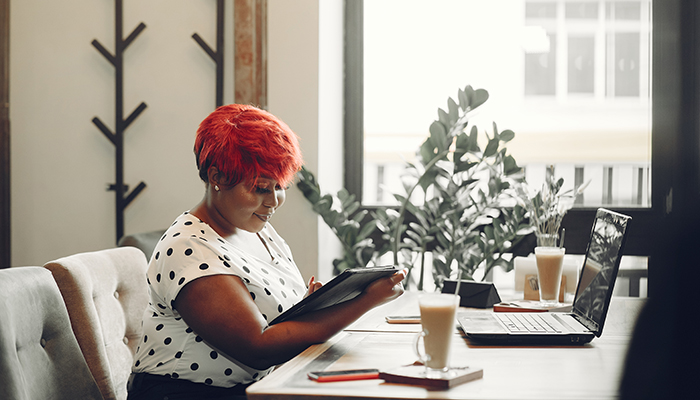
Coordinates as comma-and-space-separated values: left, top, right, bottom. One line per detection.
192, 0, 225, 108
91, 0, 147, 244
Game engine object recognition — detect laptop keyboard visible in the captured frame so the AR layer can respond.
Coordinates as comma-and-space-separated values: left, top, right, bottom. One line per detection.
497, 313, 562, 333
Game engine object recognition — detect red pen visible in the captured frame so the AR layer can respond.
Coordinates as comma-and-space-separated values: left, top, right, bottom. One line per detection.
308, 369, 380, 382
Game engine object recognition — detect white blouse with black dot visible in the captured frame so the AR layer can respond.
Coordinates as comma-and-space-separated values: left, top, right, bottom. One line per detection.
132, 212, 307, 387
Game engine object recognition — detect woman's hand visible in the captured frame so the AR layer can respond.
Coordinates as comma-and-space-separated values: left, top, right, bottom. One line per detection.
304, 276, 323, 298
361, 268, 408, 307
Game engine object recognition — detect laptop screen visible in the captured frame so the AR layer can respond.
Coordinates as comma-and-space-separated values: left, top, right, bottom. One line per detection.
571, 208, 631, 335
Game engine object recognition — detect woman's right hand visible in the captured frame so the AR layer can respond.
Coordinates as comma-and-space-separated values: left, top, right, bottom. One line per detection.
361, 268, 407, 307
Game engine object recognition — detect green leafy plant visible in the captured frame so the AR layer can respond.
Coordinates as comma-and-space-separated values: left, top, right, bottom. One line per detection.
387, 86, 529, 289
296, 167, 378, 272
298, 85, 531, 290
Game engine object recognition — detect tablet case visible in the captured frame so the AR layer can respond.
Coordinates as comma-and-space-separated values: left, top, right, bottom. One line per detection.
269, 265, 398, 325
441, 280, 501, 308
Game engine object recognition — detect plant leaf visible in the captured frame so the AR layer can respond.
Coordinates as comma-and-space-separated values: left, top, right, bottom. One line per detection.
429, 121, 447, 152
458, 88, 469, 110
500, 129, 515, 142
484, 137, 499, 157
503, 155, 520, 175
447, 97, 459, 124
357, 220, 377, 241
437, 108, 450, 127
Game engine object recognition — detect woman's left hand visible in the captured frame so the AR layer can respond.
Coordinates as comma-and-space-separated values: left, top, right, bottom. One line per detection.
304, 276, 323, 298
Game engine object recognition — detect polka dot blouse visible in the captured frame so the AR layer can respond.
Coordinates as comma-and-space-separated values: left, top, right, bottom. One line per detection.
132, 211, 307, 387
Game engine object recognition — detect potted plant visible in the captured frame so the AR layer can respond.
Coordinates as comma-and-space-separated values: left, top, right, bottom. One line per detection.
296, 168, 379, 272
298, 85, 530, 291
516, 165, 589, 248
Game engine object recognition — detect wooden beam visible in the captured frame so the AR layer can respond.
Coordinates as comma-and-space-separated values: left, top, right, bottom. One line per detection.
234, 0, 267, 109
0, 0, 9, 268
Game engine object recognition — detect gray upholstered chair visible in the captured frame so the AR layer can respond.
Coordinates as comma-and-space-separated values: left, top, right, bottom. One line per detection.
0, 267, 104, 400
44, 247, 149, 400
117, 229, 166, 261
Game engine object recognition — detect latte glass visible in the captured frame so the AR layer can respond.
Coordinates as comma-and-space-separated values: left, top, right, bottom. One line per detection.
534, 246, 565, 305
413, 293, 460, 378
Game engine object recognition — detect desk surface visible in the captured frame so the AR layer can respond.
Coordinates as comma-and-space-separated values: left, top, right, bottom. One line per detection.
247, 292, 645, 400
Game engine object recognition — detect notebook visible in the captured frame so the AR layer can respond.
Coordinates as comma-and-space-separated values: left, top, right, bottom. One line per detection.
269, 265, 398, 325
458, 208, 631, 345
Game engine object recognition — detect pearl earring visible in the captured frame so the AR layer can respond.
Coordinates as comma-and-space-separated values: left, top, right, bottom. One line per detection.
214, 185, 220, 192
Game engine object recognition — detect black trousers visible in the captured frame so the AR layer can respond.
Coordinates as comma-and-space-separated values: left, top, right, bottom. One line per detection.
127, 373, 250, 400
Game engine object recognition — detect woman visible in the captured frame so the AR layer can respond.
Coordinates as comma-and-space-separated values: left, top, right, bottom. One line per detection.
128, 104, 406, 399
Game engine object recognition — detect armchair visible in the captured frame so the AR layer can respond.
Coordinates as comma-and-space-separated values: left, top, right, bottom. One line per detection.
0, 267, 103, 399
44, 247, 149, 400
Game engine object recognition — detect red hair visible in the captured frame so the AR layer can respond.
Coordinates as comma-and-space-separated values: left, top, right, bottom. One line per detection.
194, 104, 303, 188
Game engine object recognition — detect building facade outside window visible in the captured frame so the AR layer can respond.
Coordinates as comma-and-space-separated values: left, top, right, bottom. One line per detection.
360, 0, 651, 209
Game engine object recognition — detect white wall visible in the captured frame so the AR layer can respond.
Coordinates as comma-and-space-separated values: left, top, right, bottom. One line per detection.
316, 0, 345, 281
267, 0, 344, 282
10, 0, 343, 278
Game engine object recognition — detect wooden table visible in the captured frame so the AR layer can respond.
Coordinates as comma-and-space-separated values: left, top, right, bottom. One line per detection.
247, 292, 645, 400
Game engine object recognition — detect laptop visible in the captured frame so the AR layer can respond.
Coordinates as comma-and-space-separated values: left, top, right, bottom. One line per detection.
458, 208, 631, 345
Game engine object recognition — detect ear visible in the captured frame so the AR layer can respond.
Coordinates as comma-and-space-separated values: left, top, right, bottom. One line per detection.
207, 166, 223, 188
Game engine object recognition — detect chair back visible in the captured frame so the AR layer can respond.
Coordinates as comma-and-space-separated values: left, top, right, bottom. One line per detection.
117, 229, 165, 261
44, 247, 148, 400
0, 267, 104, 400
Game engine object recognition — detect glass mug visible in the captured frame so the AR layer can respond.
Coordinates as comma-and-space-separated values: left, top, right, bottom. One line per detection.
413, 293, 460, 378
534, 246, 566, 305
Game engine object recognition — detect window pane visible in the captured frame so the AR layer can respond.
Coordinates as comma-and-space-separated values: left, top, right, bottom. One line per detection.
525, 34, 557, 95
565, 2, 599, 19
607, 1, 641, 20
610, 32, 640, 97
568, 36, 595, 94
526, 2, 557, 18
363, 0, 652, 208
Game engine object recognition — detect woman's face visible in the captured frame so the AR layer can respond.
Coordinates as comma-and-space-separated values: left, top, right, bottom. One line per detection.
213, 176, 287, 234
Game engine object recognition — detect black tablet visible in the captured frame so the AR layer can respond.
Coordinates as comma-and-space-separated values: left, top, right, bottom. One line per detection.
268, 265, 398, 325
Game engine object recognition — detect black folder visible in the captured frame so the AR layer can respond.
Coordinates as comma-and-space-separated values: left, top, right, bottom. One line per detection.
269, 265, 398, 325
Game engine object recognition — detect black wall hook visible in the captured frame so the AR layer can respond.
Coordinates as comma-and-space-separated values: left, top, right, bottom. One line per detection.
91, 0, 147, 243
193, 0, 225, 108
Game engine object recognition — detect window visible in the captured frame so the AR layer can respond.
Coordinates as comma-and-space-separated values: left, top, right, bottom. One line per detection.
345, 0, 680, 272
356, 0, 651, 210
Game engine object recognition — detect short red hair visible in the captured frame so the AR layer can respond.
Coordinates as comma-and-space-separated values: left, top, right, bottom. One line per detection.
194, 104, 303, 188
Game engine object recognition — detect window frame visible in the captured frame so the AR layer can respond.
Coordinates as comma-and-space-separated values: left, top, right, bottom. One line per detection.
344, 0, 684, 296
